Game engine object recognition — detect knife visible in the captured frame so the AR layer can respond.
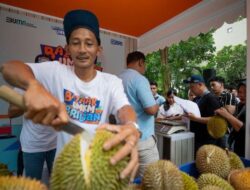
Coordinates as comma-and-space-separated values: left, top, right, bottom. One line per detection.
0, 85, 84, 135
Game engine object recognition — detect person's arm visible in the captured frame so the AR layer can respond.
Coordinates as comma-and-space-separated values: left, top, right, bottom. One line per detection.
186, 112, 211, 124
188, 93, 221, 124
224, 105, 236, 115
1, 60, 37, 89
144, 104, 159, 115
8, 104, 24, 118
215, 107, 243, 132
1, 61, 68, 127
98, 105, 140, 181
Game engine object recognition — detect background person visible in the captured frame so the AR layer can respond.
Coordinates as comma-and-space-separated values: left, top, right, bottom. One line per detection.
215, 80, 246, 157
156, 89, 184, 121
183, 75, 222, 152
209, 76, 237, 114
150, 81, 165, 106
119, 51, 159, 178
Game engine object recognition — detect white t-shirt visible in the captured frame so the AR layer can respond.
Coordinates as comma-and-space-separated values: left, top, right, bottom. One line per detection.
157, 103, 184, 118
174, 96, 201, 117
15, 88, 57, 153
28, 61, 129, 155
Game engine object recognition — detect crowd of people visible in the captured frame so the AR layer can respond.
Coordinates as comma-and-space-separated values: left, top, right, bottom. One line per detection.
0, 8, 247, 185
151, 74, 246, 157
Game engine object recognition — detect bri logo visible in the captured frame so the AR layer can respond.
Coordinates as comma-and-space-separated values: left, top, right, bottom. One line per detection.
6, 17, 37, 28
51, 26, 65, 36
110, 39, 123, 46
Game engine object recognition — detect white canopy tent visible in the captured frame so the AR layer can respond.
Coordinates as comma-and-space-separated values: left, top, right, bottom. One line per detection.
138, 0, 250, 158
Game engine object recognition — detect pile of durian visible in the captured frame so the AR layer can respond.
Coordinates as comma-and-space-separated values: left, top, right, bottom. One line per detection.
0, 162, 13, 176
0, 162, 48, 190
195, 144, 249, 190
139, 144, 250, 190
0, 175, 48, 190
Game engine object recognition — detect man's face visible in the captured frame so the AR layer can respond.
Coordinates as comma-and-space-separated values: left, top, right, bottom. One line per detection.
188, 90, 196, 101
65, 28, 101, 69
150, 85, 157, 96
210, 81, 223, 95
238, 85, 246, 104
167, 94, 175, 105
189, 83, 201, 96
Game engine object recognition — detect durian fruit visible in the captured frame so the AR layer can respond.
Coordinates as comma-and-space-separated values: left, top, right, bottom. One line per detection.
200, 185, 224, 190
181, 171, 198, 190
196, 144, 230, 178
0, 163, 12, 176
50, 130, 129, 190
228, 168, 250, 189
197, 173, 234, 190
0, 175, 47, 190
142, 160, 184, 190
207, 116, 228, 139
226, 150, 244, 171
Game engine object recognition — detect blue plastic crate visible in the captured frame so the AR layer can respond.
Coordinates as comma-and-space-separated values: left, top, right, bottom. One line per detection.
179, 157, 250, 178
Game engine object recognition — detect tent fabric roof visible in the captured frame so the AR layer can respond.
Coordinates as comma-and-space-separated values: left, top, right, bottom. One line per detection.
0, 0, 201, 37
139, 0, 246, 54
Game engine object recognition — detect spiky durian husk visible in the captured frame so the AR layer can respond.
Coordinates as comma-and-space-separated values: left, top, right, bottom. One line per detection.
50, 133, 85, 190
197, 173, 234, 190
181, 171, 198, 190
196, 145, 230, 178
50, 130, 129, 190
142, 160, 184, 190
200, 185, 224, 190
227, 151, 244, 171
228, 168, 250, 190
207, 116, 228, 139
0, 176, 47, 190
89, 130, 129, 190
0, 163, 12, 176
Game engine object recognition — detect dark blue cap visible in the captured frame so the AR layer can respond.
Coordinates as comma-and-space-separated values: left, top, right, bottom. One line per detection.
183, 75, 205, 84
63, 9, 100, 44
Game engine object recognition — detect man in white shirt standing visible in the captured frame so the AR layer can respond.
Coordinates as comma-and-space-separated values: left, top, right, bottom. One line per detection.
1, 9, 140, 180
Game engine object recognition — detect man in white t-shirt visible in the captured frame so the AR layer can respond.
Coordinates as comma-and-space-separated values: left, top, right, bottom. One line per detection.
1, 9, 140, 180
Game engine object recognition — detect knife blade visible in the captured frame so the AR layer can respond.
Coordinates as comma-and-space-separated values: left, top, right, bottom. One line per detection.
61, 122, 84, 135
0, 85, 85, 135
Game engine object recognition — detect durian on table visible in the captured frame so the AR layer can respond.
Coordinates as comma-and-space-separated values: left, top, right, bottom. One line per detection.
0, 162, 13, 176
0, 175, 48, 190
141, 160, 184, 190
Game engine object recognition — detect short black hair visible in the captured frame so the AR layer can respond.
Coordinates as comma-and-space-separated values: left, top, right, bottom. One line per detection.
237, 79, 246, 90
209, 76, 225, 84
126, 51, 145, 65
34, 54, 51, 63
150, 81, 158, 87
166, 89, 177, 97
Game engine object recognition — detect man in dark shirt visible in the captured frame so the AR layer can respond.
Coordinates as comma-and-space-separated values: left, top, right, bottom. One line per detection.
183, 75, 221, 152
209, 76, 237, 114
215, 80, 246, 157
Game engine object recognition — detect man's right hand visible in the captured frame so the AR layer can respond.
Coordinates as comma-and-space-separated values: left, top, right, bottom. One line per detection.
24, 81, 69, 128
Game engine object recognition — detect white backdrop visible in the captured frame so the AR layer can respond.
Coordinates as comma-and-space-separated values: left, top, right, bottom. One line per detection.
0, 5, 126, 120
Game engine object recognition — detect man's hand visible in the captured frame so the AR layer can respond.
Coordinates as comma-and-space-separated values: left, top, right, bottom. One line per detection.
24, 81, 68, 128
98, 123, 140, 181
185, 112, 196, 121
